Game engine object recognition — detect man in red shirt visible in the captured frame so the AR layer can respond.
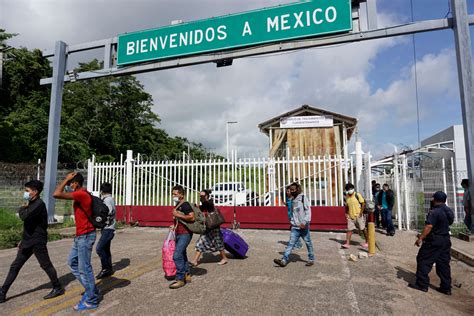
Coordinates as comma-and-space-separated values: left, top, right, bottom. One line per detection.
53, 172, 100, 311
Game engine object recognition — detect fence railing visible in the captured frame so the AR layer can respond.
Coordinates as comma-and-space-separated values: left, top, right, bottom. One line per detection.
370, 154, 466, 230
87, 150, 350, 207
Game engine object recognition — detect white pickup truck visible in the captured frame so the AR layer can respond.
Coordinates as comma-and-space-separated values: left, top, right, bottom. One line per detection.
211, 182, 253, 206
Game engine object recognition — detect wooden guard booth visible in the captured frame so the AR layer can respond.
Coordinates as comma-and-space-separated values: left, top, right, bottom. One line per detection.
258, 105, 357, 205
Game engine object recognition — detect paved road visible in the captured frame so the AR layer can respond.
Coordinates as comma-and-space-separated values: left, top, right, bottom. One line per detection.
0, 227, 472, 315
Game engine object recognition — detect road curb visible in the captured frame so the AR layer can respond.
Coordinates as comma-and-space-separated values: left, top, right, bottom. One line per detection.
451, 247, 474, 267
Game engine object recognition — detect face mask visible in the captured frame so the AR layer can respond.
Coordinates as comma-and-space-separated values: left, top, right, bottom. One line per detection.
291, 191, 298, 198
23, 191, 32, 201
346, 189, 354, 195
172, 196, 180, 204
64, 185, 74, 193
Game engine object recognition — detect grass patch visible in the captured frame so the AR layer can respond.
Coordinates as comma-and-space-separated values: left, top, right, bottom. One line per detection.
0, 208, 67, 249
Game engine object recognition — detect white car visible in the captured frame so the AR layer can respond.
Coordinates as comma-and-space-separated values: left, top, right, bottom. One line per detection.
211, 182, 251, 206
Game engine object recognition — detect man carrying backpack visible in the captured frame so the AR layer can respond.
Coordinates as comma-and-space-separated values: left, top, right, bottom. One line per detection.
342, 183, 368, 249
95, 182, 116, 279
53, 172, 100, 311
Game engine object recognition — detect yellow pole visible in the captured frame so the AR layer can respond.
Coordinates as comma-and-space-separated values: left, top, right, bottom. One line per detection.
368, 222, 376, 255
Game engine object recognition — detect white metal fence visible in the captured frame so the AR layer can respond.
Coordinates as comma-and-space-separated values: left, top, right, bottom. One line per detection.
87, 150, 351, 207
370, 153, 466, 231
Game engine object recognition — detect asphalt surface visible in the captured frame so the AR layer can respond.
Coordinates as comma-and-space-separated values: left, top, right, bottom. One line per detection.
0, 227, 472, 315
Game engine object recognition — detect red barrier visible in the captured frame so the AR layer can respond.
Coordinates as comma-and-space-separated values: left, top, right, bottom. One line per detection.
116, 205, 346, 231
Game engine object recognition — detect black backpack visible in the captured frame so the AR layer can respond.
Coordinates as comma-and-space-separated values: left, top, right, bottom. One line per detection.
78, 193, 110, 229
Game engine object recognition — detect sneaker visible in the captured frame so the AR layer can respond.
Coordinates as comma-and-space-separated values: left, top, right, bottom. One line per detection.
273, 258, 287, 267
169, 280, 186, 289
341, 243, 350, 249
73, 301, 98, 311
43, 287, 65, 300
185, 273, 192, 283
0, 289, 6, 304
361, 243, 368, 249
305, 261, 314, 267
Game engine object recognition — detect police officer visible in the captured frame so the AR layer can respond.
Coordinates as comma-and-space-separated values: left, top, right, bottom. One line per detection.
409, 191, 454, 295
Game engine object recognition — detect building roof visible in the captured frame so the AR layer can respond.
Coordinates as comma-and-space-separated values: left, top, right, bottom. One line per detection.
257, 105, 358, 139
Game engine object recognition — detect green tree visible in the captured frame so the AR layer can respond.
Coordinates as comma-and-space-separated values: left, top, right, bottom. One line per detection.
0, 42, 211, 163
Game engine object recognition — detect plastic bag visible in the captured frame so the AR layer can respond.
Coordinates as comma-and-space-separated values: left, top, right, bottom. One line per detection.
162, 230, 176, 277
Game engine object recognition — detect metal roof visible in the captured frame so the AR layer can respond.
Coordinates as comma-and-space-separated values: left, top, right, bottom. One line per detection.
257, 105, 358, 139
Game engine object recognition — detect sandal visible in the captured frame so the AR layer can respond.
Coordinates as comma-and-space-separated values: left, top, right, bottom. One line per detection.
217, 260, 228, 265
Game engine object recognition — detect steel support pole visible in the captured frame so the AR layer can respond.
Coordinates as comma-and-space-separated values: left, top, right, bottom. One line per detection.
43, 41, 67, 222
452, 0, 474, 231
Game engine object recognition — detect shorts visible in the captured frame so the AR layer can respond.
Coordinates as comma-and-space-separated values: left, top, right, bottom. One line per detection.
347, 215, 366, 231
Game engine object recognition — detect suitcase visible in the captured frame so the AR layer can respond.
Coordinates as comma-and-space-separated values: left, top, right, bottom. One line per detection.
221, 228, 249, 258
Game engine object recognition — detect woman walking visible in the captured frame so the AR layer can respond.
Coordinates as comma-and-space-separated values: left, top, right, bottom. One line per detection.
190, 190, 228, 266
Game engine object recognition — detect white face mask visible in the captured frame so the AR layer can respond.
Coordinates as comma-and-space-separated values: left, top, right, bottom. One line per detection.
23, 191, 32, 201
346, 189, 355, 195
172, 196, 180, 204
64, 185, 74, 193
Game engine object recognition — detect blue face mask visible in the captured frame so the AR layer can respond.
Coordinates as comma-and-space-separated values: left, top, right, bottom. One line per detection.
23, 191, 32, 201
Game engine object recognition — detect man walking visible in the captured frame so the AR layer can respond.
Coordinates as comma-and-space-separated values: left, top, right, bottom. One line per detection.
274, 182, 315, 267
95, 182, 116, 279
342, 183, 368, 249
0, 180, 64, 303
377, 183, 395, 236
409, 191, 454, 295
53, 172, 100, 311
169, 185, 194, 289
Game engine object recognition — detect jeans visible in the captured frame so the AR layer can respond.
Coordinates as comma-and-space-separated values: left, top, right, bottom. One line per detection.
382, 208, 395, 234
374, 208, 381, 227
173, 233, 192, 281
68, 231, 99, 305
1, 243, 61, 294
96, 229, 115, 271
282, 226, 315, 263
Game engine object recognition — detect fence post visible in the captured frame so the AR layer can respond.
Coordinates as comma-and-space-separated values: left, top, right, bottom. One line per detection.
125, 150, 134, 206
355, 141, 363, 191
37, 159, 41, 181
451, 157, 458, 223
86, 155, 95, 192
442, 158, 448, 205
393, 154, 402, 231
402, 155, 409, 230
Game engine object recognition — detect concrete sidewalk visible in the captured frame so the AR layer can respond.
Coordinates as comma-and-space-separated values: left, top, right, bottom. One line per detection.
0, 227, 472, 315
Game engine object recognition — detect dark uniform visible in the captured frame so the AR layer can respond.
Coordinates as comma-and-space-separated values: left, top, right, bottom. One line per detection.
415, 203, 454, 292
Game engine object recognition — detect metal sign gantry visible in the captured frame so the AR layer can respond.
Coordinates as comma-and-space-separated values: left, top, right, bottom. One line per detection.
39, 0, 474, 221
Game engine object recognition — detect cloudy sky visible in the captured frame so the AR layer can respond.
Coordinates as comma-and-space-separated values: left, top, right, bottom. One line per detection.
2, 0, 474, 159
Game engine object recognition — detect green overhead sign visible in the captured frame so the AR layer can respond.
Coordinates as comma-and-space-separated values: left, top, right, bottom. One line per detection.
117, 0, 352, 66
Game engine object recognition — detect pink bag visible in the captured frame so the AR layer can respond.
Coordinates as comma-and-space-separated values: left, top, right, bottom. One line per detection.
162, 230, 176, 277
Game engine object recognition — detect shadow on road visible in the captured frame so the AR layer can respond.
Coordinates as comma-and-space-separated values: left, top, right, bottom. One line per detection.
112, 258, 131, 272
395, 266, 416, 284
97, 276, 131, 295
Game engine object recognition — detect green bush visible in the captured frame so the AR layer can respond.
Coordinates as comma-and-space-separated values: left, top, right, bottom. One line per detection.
0, 208, 22, 230
0, 229, 22, 249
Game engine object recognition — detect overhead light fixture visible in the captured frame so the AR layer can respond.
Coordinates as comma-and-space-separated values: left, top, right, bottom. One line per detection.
216, 58, 233, 68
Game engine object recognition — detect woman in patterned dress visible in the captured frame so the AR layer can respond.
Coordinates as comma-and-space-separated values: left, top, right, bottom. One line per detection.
190, 190, 228, 266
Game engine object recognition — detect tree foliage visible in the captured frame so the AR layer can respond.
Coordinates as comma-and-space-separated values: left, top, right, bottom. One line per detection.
0, 38, 211, 163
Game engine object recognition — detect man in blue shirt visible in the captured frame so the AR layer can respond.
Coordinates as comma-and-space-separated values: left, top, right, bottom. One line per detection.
377, 183, 395, 236
409, 191, 454, 295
